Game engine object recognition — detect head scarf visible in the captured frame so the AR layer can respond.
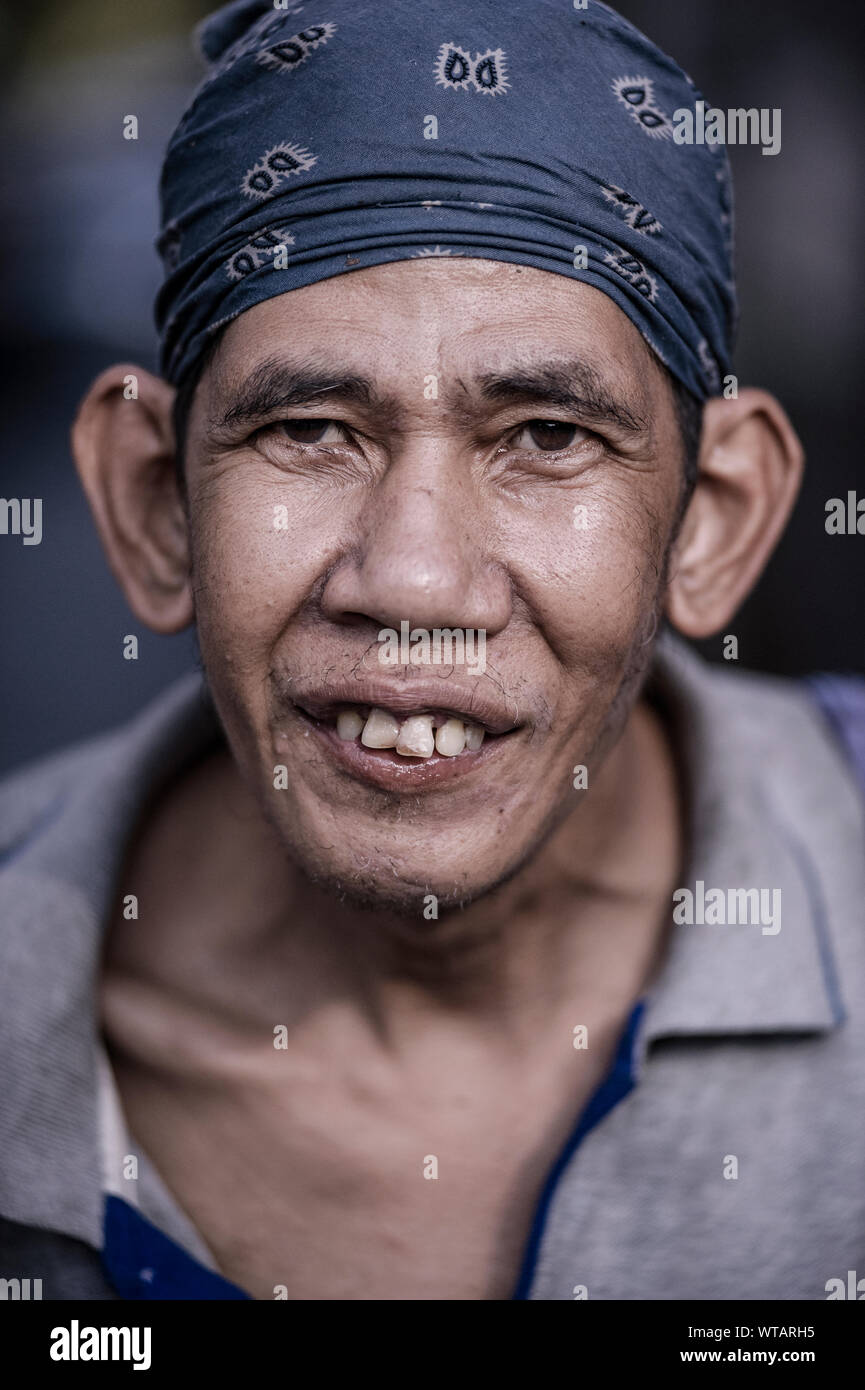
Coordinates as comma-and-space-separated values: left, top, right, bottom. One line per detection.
155, 0, 736, 400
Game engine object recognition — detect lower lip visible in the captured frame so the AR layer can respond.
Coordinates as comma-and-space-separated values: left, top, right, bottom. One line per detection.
295, 710, 515, 791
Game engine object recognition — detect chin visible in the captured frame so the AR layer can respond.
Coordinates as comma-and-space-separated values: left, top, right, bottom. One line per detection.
273, 820, 510, 918
299, 852, 501, 919
283, 807, 563, 923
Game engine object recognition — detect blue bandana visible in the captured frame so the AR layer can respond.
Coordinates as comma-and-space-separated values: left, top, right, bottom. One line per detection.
155, 0, 736, 400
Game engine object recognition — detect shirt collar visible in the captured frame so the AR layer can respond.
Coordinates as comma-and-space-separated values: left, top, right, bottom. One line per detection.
638, 630, 853, 1055
0, 674, 219, 1247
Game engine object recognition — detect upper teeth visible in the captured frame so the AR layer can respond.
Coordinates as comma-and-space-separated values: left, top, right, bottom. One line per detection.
337, 707, 485, 758
396, 714, 436, 758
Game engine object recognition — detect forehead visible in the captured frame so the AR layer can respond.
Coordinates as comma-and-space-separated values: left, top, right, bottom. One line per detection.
208, 259, 664, 413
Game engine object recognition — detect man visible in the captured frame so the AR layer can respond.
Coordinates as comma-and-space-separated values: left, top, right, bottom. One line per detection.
1, 0, 863, 1302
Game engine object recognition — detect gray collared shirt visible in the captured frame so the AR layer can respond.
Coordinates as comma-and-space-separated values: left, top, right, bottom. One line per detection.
1, 634, 864, 1300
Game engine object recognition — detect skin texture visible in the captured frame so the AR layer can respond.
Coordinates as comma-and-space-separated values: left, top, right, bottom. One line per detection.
186, 265, 680, 912
72, 259, 804, 1298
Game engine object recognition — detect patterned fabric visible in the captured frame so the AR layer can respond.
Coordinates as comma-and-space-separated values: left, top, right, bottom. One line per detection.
155, 0, 736, 399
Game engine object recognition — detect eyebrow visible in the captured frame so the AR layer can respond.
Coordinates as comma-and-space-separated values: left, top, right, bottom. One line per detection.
474, 361, 649, 435
208, 354, 650, 437
209, 358, 394, 433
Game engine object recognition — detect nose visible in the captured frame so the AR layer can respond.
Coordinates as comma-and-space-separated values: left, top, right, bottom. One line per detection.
320, 436, 511, 637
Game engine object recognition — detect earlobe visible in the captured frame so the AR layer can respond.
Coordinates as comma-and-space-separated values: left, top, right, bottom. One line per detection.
665, 388, 804, 638
71, 364, 194, 633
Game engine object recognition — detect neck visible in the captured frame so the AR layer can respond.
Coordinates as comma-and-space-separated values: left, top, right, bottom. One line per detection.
115, 694, 682, 1049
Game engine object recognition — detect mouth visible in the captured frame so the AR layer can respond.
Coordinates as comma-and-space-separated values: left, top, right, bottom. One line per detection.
290, 693, 522, 790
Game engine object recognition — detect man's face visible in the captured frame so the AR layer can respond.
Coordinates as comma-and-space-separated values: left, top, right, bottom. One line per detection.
182, 259, 685, 913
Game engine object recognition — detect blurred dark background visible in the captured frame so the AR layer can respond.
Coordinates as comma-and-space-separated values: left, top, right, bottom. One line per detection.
0, 0, 862, 773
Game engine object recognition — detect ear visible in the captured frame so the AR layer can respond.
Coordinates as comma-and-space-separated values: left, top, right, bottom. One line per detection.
71, 364, 194, 633
665, 388, 804, 638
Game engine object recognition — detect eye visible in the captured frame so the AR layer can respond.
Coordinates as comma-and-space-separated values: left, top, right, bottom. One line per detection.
512, 420, 587, 452
270, 418, 350, 445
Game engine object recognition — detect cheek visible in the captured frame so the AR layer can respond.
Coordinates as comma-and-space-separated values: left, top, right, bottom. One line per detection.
187, 470, 341, 672
506, 478, 671, 678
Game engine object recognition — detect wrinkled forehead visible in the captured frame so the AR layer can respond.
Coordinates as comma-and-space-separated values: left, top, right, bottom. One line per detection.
213, 260, 657, 378
197, 262, 665, 446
